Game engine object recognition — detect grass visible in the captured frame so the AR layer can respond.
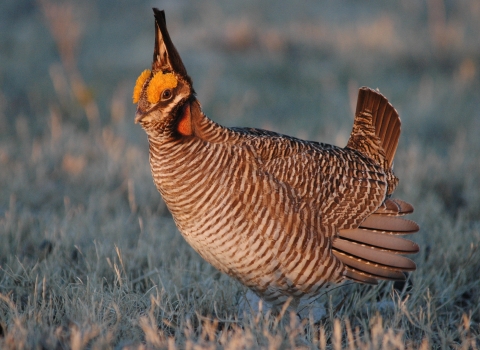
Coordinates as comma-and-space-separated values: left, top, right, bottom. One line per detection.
0, 0, 479, 348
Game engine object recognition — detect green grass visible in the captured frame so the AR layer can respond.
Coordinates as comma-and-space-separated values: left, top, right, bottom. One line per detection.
0, 1, 479, 348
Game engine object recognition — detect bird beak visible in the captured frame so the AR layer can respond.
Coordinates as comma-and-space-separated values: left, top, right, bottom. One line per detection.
134, 108, 153, 124
134, 109, 143, 124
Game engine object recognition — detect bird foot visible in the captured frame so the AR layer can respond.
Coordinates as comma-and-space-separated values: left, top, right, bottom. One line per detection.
237, 289, 272, 318
237, 290, 327, 324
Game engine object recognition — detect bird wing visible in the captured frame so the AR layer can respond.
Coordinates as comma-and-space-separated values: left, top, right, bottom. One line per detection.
201, 88, 418, 284
231, 129, 389, 236
215, 85, 418, 286
230, 129, 418, 285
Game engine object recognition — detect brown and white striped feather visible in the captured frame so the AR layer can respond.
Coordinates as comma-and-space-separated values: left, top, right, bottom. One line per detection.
138, 10, 419, 309
147, 103, 414, 307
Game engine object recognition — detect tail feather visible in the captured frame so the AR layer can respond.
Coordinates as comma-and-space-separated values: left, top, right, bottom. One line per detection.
375, 198, 414, 216
333, 238, 416, 270
333, 198, 419, 283
359, 215, 419, 233
338, 228, 419, 253
344, 268, 379, 285
338, 252, 407, 281
347, 87, 401, 169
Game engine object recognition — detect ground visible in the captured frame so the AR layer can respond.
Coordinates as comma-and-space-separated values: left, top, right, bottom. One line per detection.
0, 0, 479, 348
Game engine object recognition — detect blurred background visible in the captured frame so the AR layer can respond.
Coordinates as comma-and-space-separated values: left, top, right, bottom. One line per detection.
2, 0, 479, 143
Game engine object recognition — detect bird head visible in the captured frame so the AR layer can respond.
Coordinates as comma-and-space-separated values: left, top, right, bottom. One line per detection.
133, 9, 195, 137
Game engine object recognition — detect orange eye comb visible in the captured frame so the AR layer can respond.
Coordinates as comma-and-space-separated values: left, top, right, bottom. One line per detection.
146, 72, 178, 104
132, 69, 151, 103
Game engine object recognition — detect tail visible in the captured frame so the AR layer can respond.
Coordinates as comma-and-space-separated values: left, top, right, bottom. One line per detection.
337, 88, 418, 284
332, 198, 419, 284
346, 87, 400, 169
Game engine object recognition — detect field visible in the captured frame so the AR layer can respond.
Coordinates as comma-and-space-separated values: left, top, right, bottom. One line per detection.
1, 0, 479, 348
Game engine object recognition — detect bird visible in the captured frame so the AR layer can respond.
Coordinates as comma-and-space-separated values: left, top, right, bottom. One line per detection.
133, 9, 419, 314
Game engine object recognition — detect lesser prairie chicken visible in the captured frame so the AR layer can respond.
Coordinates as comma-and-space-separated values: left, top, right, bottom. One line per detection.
133, 9, 419, 314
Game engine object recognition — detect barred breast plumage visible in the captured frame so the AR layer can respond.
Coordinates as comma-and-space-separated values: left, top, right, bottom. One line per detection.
133, 9, 419, 311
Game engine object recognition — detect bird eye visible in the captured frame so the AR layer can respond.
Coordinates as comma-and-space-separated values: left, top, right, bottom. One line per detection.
161, 89, 172, 100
